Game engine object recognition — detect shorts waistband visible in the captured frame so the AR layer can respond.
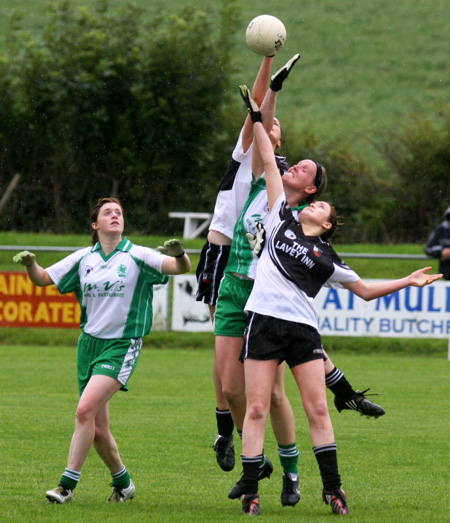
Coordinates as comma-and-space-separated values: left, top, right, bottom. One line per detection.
205, 241, 232, 254
224, 272, 255, 289
81, 332, 141, 343
232, 272, 254, 281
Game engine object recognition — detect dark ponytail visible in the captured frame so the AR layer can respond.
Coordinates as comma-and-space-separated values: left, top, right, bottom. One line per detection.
320, 204, 343, 242
306, 163, 327, 203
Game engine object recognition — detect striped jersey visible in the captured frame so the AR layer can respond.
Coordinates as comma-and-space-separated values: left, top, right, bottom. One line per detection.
245, 194, 360, 329
225, 176, 269, 279
47, 237, 169, 339
209, 128, 254, 240
225, 160, 302, 280
209, 127, 290, 241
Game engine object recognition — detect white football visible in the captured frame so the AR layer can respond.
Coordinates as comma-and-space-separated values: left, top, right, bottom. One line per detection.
245, 15, 286, 56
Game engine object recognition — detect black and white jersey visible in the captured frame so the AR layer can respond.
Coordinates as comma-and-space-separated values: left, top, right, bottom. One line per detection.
209, 127, 289, 241
245, 194, 360, 329
209, 128, 254, 240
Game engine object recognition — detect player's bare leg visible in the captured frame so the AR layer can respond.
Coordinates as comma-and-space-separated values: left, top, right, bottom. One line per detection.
209, 304, 236, 471
270, 363, 300, 507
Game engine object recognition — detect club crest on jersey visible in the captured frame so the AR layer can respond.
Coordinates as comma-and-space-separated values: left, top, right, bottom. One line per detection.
313, 246, 322, 257
284, 229, 296, 240
117, 264, 127, 278
84, 265, 94, 277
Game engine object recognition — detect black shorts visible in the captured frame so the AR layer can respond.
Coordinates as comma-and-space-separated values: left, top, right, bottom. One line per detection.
242, 312, 326, 368
195, 241, 231, 306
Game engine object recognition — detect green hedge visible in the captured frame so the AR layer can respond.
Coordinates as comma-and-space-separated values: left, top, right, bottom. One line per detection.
0, 0, 448, 242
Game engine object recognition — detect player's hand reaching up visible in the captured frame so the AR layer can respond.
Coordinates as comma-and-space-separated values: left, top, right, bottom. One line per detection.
239, 85, 262, 123
270, 53, 301, 92
13, 250, 36, 267
157, 239, 185, 258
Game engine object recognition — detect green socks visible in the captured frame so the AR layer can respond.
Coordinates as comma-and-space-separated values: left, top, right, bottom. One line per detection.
111, 466, 131, 488
60, 468, 80, 490
278, 443, 299, 474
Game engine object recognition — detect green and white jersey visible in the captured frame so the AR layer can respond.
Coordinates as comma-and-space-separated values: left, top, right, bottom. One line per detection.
225, 176, 269, 279
47, 238, 169, 339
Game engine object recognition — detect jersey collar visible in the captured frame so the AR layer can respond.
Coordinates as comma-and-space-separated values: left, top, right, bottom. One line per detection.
91, 237, 133, 254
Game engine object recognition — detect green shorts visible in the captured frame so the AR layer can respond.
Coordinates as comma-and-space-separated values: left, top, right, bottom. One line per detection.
214, 273, 254, 337
77, 332, 142, 395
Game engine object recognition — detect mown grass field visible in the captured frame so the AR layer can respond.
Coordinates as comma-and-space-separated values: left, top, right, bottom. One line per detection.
1, 235, 449, 520
0, 0, 448, 164
1, 346, 449, 522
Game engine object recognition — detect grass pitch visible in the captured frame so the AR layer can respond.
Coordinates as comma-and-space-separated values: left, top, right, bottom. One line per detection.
1, 345, 449, 522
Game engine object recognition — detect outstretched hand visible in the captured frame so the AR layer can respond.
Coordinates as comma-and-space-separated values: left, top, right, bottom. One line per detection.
239, 85, 262, 123
408, 267, 443, 287
270, 53, 301, 92
157, 239, 185, 258
13, 250, 36, 267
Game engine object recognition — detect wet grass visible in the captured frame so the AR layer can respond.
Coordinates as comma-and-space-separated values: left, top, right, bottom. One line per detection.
1, 346, 449, 522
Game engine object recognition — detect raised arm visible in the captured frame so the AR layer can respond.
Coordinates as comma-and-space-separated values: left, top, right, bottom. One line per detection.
260, 54, 300, 135
13, 251, 54, 287
342, 267, 443, 301
240, 86, 283, 211
250, 54, 301, 180
241, 57, 274, 152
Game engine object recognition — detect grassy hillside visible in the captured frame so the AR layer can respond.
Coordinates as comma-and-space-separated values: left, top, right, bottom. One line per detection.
0, 0, 448, 163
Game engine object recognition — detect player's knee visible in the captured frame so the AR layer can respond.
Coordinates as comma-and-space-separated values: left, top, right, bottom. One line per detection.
270, 385, 286, 410
221, 385, 242, 407
247, 400, 267, 422
75, 402, 96, 425
306, 400, 329, 425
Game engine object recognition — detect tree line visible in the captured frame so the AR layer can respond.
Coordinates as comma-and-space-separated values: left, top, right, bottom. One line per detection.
0, 0, 448, 243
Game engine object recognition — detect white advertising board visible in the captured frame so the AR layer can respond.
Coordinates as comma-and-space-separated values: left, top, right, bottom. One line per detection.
151, 283, 170, 331
171, 275, 212, 331
315, 280, 450, 339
